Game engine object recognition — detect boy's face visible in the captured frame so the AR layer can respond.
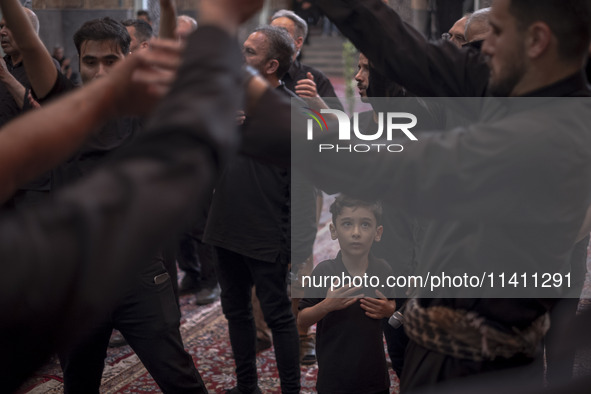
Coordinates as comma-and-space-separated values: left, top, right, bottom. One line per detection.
330, 206, 383, 258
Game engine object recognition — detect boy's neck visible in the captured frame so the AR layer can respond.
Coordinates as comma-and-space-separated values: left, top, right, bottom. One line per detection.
341, 252, 369, 277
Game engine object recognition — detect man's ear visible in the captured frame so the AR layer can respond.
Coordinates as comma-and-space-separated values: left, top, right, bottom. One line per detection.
295, 36, 304, 51
265, 59, 279, 75
374, 225, 383, 242
329, 223, 338, 240
526, 21, 552, 59
140, 41, 150, 50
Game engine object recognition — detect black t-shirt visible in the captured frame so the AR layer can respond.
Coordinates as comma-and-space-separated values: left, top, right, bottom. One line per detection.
204, 84, 317, 264
0, 56, 30, 128
300, 252, 392, 393
2, 57, 68, 194
53, 116, 143, 187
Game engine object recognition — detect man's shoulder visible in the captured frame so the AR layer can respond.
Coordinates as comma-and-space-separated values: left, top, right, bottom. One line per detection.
276, 83, 299, 98
290, 61, 330, 83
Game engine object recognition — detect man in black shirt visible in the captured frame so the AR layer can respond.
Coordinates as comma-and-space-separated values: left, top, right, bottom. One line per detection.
204, 25, 305, 394
237, 0, 591, 391
0, 3, 61, 206
56, 17, 206, 393
0, 6, 39, 127
305, 0, 591, 390
271, 9, 343, 111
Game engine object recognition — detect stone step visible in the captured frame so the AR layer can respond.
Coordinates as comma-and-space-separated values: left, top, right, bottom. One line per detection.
300, 27, 348, 77
304, 51, 344, 59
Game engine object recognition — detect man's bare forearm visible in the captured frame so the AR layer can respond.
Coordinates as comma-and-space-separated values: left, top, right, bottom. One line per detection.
1, 0, 58, 99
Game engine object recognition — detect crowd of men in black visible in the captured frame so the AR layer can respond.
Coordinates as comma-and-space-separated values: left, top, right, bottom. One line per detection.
1, 0, 591, 393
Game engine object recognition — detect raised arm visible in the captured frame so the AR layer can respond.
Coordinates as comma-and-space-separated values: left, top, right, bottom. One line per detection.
312, 0, 489, 97
159, 0, 178, 39
0, 0, 57, 99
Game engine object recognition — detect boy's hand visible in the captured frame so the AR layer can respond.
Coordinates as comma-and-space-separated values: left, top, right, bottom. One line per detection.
322, 285, 363, 312
360, 290, 396, 319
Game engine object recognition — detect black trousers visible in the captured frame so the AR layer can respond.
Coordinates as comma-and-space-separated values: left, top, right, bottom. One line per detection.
178, 195, 217, 287
214, 246, 300, 393
59, 259, 206, 393
178, 230, 217, 287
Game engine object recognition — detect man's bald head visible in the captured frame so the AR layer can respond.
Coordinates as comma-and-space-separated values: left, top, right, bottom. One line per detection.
447, 15, 469, 47
24, 7, 39, 35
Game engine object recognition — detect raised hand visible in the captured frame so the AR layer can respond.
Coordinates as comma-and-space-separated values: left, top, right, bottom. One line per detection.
295, 72, 318, 98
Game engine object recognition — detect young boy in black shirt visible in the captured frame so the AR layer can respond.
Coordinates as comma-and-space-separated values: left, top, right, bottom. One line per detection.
298, 195, 395, 394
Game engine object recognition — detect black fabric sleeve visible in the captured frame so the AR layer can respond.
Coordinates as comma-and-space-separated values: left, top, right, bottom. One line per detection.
34, 71, 76, 104
313, 0, 490, 97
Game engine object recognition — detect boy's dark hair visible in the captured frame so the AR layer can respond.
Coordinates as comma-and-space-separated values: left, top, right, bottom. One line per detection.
509, 0, 591, 61
121, 19, 154, 44
252, 25, 295, 79
73, 17, 131, 56
330, 195, 383, 225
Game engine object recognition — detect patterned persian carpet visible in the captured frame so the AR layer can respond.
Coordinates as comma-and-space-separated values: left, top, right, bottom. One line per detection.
18, 294, 400, 393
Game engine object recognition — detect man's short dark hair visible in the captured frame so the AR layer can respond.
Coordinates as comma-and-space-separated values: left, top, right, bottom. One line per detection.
121, 19, 153, 43
509, 0, 591, 61
330, 195, 383, 226
137, 9, 152, 22
253, 25, 295, 79
74, 17, 131, 56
